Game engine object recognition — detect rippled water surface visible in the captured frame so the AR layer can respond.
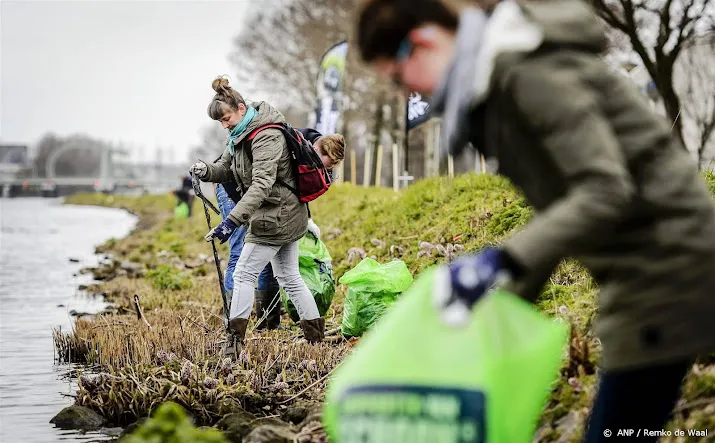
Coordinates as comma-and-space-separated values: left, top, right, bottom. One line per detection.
0, 198, 136, 442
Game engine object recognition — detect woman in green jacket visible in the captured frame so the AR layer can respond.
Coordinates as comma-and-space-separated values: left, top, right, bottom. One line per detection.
354, 0, 715, 441
190, 77, 325, 357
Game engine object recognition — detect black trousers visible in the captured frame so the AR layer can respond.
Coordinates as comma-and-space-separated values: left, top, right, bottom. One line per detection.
175, 189, 193, 216
584, 359, 693, 442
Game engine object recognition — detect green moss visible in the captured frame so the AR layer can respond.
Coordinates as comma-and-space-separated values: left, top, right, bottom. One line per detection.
546, 374, 596, 420
487, 197, 533, 237
169, 243, 186, 257
309, 174, 524, 277
155, 231, 187, 258
702, 171, 715, 195
191, 266, 208, 277
122, 401, 226, 443
682, 366, 715, 400
146, 265, 193, 291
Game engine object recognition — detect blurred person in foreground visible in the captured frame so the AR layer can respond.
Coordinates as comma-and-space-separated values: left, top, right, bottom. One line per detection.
214, 128, 344, 332
189, 77, 328, 357
354, 0, 715, 441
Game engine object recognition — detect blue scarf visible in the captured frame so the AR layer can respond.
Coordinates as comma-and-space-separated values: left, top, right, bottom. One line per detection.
226, 105, 257, 154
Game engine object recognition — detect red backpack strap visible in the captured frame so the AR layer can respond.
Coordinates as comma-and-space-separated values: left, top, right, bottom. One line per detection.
247, 124, 285, 141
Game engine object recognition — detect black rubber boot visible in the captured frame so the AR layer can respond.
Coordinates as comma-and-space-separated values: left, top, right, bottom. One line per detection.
255, 289, 281, 330
299, 317, 325, 343
221, 318, 248, 359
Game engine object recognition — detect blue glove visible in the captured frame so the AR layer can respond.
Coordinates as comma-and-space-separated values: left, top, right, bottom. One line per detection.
205, 218, 237, 244
433, 247, 516, 326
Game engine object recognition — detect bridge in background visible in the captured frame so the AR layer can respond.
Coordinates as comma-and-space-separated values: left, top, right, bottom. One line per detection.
1, 142, 186, 197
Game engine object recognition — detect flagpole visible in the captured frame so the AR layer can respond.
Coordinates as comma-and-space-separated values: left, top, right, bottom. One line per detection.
336, 41, 350, 184
404, 98, 410, 186
404, 92, 433, 186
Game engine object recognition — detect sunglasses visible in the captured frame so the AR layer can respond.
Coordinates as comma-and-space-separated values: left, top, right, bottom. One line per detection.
396, 36, 414, 62
391, 36, 415, 87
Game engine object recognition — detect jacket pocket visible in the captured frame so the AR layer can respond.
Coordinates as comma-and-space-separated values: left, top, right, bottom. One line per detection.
262, 186, 282, 206
250, 204, 281, 236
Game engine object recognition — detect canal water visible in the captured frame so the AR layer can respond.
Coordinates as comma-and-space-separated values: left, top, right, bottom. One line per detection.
0, 198, 136, 442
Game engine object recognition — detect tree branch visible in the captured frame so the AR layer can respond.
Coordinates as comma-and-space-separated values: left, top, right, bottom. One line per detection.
617, 0, 659, 78
656, 0, 676, 52
671, 0, 700, 61
591, 0, 629, 31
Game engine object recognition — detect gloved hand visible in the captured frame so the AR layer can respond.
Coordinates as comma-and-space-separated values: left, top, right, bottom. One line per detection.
306, 218, 321, 239
189, 161, 208, 179
205, 218, 237, 244
433, 247, 517, 326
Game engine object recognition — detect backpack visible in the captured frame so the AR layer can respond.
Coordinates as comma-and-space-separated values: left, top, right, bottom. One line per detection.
219, 179, 243, 204
246, 123, 332, 203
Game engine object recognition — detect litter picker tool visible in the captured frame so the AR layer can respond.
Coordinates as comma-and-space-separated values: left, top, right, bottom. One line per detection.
191, 174, 230, 329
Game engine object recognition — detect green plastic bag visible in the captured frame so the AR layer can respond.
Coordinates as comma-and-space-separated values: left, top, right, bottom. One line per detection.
338, 258, 413, 338
174, 202, 189, 219
281, 232, 336, 322
323, 267, 569, 443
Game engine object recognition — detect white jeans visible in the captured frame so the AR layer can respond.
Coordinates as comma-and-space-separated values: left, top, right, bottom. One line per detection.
230, 240, 320, 321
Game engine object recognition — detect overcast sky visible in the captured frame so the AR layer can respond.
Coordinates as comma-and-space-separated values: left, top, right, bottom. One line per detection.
1, 0, 256, 165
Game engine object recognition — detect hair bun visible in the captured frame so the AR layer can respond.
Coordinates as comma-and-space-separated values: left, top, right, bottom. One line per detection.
212, 76, 230, 93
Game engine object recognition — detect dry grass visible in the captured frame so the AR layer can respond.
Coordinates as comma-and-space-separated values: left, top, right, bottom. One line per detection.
59, 174, 715, 441
53, 302, 351, 369
63, 328, 350, 425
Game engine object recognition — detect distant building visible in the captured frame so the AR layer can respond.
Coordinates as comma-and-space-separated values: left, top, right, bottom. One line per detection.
0, 144, 29, 165
0, 144, 30, 180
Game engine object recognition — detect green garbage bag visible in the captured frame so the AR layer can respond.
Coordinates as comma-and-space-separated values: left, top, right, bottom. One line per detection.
323, 267, 569, 443
174, 202, 189, 219
281, 232, 336, 322
338, 258, 413, 338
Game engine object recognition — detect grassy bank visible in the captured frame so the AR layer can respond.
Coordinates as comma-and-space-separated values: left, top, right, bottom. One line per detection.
58, 174, 714, 442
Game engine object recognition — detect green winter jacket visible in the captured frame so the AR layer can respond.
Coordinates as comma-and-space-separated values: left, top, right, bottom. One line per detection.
203, 102, 308, 246
459, 0, 715, 370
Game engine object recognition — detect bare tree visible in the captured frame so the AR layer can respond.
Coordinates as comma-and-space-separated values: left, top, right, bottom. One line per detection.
54, 135, 103, 176
32, 133, 62, 176
676, 35, 715, 168
32, 133, 103, 177
229, 0, 392, 125
229, 0, 354, 119
228, 0, 418, 187
590, 0, 715, 145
